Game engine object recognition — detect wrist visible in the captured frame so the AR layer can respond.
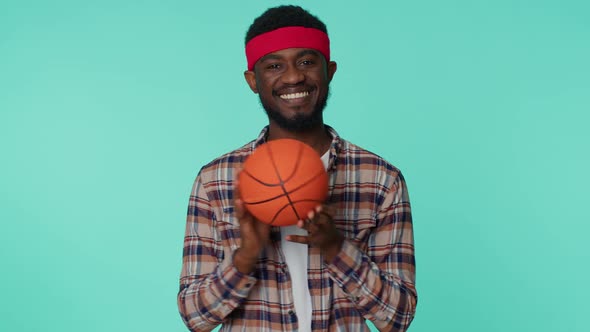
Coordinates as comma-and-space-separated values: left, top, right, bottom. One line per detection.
323, 235, 344, 263
235, 247, 259, 261
234, 248, 258, 274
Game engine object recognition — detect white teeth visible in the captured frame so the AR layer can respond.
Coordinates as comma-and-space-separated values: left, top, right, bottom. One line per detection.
279, 91, 309, 100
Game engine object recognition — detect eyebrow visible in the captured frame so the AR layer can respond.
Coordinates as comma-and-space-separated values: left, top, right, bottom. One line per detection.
259, 49, 321, 63
259, 54, 283, 62
296, 49, 320, 58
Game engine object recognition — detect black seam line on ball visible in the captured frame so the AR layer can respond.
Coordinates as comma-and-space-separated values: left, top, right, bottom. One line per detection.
242, 169, 326, 205
268, 143, 304, 222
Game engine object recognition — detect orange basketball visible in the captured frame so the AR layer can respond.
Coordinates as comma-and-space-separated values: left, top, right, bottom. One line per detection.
238, 139, 328, 226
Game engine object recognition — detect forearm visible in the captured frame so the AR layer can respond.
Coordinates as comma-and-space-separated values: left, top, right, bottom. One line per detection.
233, 248, 259, 274
326, 240, 417, 332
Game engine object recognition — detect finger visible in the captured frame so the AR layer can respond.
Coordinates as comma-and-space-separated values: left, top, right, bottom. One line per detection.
315, 205, 335, 225
315, 205, 322, 213
235, 198, 255, 225
234, 177, 244, 203
233, 176, 244, 216
297, 209, 317, 229
318, 210, 333, 223
317, 204, 336, 217
285, 235, 310, 244
302, 217, 320, 234
296, 211, 314, 225
235, 198, 246, 219
306, 224, 319, 235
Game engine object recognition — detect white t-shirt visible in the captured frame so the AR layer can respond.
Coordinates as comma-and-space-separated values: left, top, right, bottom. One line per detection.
279, 150, 330, 332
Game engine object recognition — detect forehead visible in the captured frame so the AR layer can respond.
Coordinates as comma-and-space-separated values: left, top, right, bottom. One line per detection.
259, 48, 321, 61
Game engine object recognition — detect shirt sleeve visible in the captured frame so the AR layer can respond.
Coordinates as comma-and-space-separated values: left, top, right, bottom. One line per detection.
177, 173, 257, 332
325, 171, 417, 332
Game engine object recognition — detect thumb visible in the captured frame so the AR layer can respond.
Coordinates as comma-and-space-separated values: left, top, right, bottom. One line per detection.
235, 198, 249, 220
234, 178, 247, 220
234, 175, 255, 225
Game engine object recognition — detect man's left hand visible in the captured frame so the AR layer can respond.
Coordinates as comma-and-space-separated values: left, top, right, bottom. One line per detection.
286, 204, 344, 263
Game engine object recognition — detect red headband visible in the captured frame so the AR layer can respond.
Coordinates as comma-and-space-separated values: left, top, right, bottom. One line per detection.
245, 26, 330, 71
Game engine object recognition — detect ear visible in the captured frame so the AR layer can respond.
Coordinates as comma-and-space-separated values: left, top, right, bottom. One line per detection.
327, 61, 337, 82
244, 70, 258, 94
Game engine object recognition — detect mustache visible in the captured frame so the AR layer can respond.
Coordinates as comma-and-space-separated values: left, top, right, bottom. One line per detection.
272, 84, 315, 96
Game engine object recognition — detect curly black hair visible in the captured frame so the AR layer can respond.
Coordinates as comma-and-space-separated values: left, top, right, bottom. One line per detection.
245, 5, 328, 45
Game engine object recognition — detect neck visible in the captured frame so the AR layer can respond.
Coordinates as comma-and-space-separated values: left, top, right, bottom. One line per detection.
267, 122, 331, 156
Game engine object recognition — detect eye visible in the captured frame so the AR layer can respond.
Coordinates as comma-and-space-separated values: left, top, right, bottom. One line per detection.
300, 59, 314, 66
266, 63, 281, 70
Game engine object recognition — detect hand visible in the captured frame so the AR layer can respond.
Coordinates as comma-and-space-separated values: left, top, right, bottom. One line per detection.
233, 179, 271, 274
286, 204, 344, 263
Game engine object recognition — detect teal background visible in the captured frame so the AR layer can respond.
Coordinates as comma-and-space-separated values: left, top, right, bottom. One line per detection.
1, 0, 588, 331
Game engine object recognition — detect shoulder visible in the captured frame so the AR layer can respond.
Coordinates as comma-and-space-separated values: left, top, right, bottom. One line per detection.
336, 137, 402, 180
190, 140, 256, 213
198, 140, 256, 185
330, 136, 410, 217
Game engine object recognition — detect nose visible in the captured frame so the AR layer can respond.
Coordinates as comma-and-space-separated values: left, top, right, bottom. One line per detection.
281, 63, 305, 85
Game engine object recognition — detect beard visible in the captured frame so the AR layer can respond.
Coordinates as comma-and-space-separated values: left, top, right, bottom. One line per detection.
260, 86, 330, 132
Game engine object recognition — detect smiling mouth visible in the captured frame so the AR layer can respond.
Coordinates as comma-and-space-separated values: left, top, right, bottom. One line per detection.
279, 91, 310, 100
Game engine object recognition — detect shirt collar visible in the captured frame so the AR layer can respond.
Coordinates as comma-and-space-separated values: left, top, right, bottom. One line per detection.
252, 125, 342, 171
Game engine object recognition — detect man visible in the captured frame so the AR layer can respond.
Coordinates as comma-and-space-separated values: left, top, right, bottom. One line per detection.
178, 5, 417, 332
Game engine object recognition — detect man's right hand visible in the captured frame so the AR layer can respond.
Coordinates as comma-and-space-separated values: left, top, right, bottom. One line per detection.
233, 181, 271, 274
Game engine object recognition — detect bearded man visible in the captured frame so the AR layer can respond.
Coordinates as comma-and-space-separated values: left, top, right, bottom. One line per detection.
178, 5, 417, 332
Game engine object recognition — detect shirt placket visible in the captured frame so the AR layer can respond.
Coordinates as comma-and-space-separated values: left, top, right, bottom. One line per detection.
270, 227, 298, 330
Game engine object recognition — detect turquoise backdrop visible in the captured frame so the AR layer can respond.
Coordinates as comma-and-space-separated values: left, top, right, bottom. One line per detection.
1, 0, 588, 331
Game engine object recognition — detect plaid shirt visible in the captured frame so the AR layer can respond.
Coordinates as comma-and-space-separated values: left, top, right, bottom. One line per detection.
178, 126, 417, 331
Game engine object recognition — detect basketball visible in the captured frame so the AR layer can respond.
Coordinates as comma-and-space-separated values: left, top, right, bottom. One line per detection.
238, 139, 329, 226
